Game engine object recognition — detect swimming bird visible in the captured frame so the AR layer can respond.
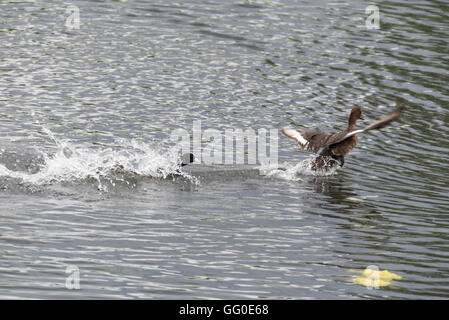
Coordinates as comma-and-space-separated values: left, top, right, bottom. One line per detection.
180, 153, 195, 167
281, 106, 402, 171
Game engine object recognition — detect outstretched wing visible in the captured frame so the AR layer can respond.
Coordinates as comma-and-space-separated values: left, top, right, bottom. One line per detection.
317, 109, 402, 155
281, 128, 310, 150
360, 109, 402, 131
281, 128, 329, 153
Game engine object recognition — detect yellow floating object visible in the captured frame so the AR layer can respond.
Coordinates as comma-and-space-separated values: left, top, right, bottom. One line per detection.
353, 268, 402, 288
363, 269, 402, 281
353, 276, 391, 287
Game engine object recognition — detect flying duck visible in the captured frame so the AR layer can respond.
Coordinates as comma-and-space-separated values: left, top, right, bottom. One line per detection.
281, 106, 402, 171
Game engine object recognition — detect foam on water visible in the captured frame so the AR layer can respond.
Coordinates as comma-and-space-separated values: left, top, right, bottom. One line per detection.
259, 156, 339, 181
0, 128, 198, 191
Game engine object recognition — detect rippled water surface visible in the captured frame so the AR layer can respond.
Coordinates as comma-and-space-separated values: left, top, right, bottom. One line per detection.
1, 0, 448, 299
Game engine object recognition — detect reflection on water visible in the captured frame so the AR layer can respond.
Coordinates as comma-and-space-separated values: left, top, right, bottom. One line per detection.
0, 0, 448, 299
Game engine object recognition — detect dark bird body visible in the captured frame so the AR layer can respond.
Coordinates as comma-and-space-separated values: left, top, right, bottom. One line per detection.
281, 106, 401, 171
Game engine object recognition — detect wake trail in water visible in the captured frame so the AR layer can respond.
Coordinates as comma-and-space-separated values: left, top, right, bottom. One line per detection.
0, 126, 339, 194
0, 127, 198, 192
259, 156, 339, 181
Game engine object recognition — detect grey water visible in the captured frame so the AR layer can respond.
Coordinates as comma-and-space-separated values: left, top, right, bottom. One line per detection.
0, 0, 448, 299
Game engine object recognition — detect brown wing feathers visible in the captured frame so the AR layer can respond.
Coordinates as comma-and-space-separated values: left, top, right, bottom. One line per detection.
360, 109, 402, 132
282, 108, 402, 157
319, 109, 402, 154
281, 128, 330, 153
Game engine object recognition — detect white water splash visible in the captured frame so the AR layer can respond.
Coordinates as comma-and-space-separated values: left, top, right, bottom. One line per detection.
259, 155, 339, 181
0, 127, 198, 191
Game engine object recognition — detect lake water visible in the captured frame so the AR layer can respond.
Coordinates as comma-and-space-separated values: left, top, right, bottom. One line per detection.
0, 0, 448, 299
